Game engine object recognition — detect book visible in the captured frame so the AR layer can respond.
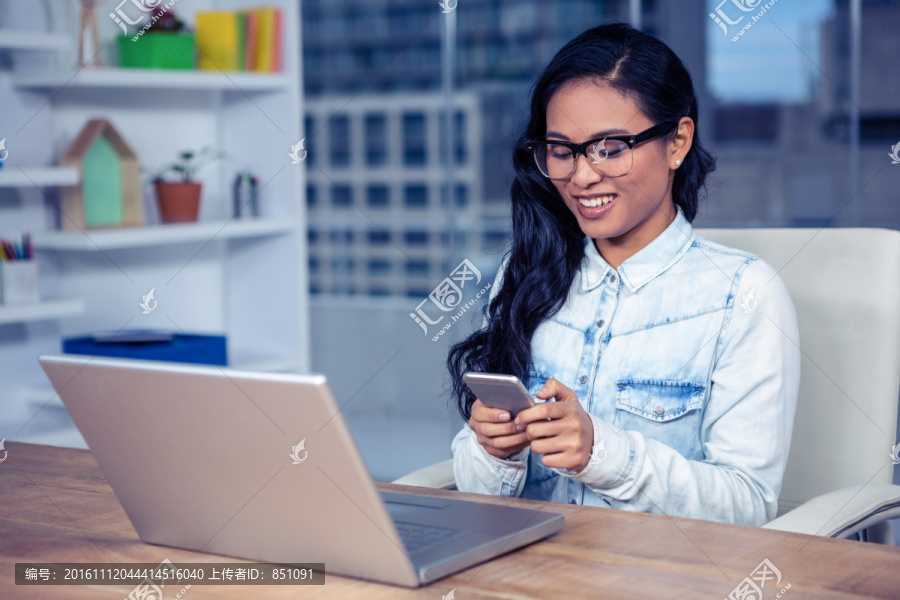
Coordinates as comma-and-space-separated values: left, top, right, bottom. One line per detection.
196, 11, 240, 71
236, 11, 246, 71
243, 11, 259, 71
252, 7, 276, 72
272, 7, 282, 72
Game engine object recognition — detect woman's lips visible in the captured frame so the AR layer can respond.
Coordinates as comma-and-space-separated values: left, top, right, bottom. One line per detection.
575, 194, 617, 218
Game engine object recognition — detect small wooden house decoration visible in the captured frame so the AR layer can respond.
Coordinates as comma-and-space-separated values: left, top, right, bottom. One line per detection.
60, 119, 143, 230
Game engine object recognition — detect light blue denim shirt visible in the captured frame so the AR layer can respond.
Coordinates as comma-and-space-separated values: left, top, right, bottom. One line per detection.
452, 205, 801, 526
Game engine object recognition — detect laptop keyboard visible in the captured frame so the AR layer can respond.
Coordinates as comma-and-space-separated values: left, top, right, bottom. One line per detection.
395, 521, 464, 554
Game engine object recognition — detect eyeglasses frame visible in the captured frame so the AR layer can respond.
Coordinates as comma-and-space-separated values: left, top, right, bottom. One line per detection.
526, 120, 680, 180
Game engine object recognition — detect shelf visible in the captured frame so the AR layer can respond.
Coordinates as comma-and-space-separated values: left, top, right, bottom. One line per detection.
12, 68, 292, 92
0, 166, 79, 188
231, 352, 304, 373
25, 385, 62, 408
0, 298, 85, 325
32, 219, 297, 251
0, 31, 68, 51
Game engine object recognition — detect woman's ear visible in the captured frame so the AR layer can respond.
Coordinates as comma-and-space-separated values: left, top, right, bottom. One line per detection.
669, 116, 695, 169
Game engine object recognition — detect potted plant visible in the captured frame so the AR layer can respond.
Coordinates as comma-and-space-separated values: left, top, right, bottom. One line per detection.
153, 147, 224, 224
117, 8, 194, 70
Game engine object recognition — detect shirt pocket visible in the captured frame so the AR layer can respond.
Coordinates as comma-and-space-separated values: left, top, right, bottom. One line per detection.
613, 380, 706, 458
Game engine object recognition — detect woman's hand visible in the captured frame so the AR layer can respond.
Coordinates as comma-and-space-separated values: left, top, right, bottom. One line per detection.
514, 378, 594, 473
468, 399, 531, 459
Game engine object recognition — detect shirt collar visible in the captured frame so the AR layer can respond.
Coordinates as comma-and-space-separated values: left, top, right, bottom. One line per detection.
581, 204, 696, 294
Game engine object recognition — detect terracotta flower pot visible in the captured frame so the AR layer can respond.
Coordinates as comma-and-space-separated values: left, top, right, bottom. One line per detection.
155, 181, 201, 223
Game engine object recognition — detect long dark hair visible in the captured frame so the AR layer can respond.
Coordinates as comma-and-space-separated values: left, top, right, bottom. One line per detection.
448, 23, 716, 421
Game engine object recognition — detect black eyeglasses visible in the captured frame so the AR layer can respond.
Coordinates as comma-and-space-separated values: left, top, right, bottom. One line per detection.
526, 121, 678, 180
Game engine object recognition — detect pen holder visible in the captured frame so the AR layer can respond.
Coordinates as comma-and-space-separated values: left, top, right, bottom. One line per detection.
0, 260, 40, 306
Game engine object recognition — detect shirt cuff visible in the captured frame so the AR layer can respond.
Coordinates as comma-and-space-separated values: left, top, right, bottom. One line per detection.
553, 414, 634, 488
486, 445, 530, 466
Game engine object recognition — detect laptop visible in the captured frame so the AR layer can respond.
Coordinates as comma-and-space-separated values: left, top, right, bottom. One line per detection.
38, 354, 564, 587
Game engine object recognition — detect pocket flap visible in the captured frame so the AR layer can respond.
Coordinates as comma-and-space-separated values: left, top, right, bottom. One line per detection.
615, 380, 705, 422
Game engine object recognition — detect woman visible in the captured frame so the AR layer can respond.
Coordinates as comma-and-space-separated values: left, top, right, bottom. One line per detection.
448, 23, 800, 526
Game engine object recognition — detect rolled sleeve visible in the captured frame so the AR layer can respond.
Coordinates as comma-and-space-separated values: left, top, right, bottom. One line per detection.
452, 424, 529, 497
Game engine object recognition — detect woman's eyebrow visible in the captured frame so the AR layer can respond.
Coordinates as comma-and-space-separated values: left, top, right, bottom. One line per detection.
545, 128, 631, 140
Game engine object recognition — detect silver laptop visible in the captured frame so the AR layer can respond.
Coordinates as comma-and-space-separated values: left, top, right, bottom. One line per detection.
39, 354, 564, 587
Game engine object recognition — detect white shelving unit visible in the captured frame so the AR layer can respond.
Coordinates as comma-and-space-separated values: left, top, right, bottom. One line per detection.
0, 166, 79, 188
13, 68, 292, 91
32, 219, 296, 250
0, 299, 85, 325
0, 30, 67, 51
0, 0, 309, 448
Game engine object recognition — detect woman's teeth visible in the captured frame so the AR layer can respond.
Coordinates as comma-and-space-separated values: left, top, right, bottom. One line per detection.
578, 195, 616, 208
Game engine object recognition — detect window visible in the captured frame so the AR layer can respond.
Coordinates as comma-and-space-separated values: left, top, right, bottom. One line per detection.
403, 230, 429, 246
306, 184, 318, 208
366, 185, 390, 208
402, 112, 427, 166
307, 229, 319, 244
405, 259, 430, 277
367, 230, 391, 245
364, 114, 387, 166
329, 115, 350, 166
454, 111, 467, 164
330, 230, 354, 244
331, 258, 355, 273
404, 184, 428, 208
439, 110, 468, 165
440, 184, 468, 207
308, 257, 320, 273
713, 105, 779, 142
303, 116, 315, 166
484, 230, 508, 251
440, 230, 467, 246
367, 259, 392, 275
331, 184, 352, 208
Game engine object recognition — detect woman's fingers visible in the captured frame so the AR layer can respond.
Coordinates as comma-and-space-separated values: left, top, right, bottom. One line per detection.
534, 377, 579, 403
470, 399, 511, 423
477, 420, 522, 438
469, 398, 531, 458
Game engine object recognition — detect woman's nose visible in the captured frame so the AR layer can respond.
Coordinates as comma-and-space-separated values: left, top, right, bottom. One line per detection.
570, 152, 604, 186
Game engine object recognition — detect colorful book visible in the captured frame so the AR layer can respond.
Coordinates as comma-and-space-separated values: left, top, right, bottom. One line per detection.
243, 11, 259, 71
252, 7, 276, 72
272, 8, 282, 72
195, 11, 240, 71
235, 12, 246, 71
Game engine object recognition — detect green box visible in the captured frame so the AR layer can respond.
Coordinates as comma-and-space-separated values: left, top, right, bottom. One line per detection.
117, 33, 195, 70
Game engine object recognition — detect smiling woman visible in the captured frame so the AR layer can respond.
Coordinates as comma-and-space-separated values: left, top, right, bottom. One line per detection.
447, 23, 801, 526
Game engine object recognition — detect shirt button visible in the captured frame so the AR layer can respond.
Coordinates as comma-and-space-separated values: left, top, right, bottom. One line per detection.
596, 319, 605, 328
609, 272, 617, 283
655, 405, 665, 416
580, 375, 588, 384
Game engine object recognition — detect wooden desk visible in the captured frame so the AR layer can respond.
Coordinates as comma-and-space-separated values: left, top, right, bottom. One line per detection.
1, 442, 898, 599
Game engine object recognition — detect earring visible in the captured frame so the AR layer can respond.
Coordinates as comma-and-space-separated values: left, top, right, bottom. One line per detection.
675, 160, 682, 166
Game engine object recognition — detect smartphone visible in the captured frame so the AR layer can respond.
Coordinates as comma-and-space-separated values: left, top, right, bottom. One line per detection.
463, 372, 536, 418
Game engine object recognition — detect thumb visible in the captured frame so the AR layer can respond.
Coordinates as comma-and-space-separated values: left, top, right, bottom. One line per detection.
535, 378, 578, 402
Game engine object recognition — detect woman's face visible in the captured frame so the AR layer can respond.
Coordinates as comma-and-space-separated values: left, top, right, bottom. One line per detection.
544, 79, 692, 264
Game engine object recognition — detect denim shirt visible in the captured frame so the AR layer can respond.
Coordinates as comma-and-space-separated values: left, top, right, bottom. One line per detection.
452, 205, 801, 526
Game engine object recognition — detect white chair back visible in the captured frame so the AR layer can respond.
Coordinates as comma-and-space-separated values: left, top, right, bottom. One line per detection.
696, 227, 900, 516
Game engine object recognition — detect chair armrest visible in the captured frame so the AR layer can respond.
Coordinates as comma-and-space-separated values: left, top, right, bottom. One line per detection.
392, 459, 456, 490
763, 483, 900, 541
